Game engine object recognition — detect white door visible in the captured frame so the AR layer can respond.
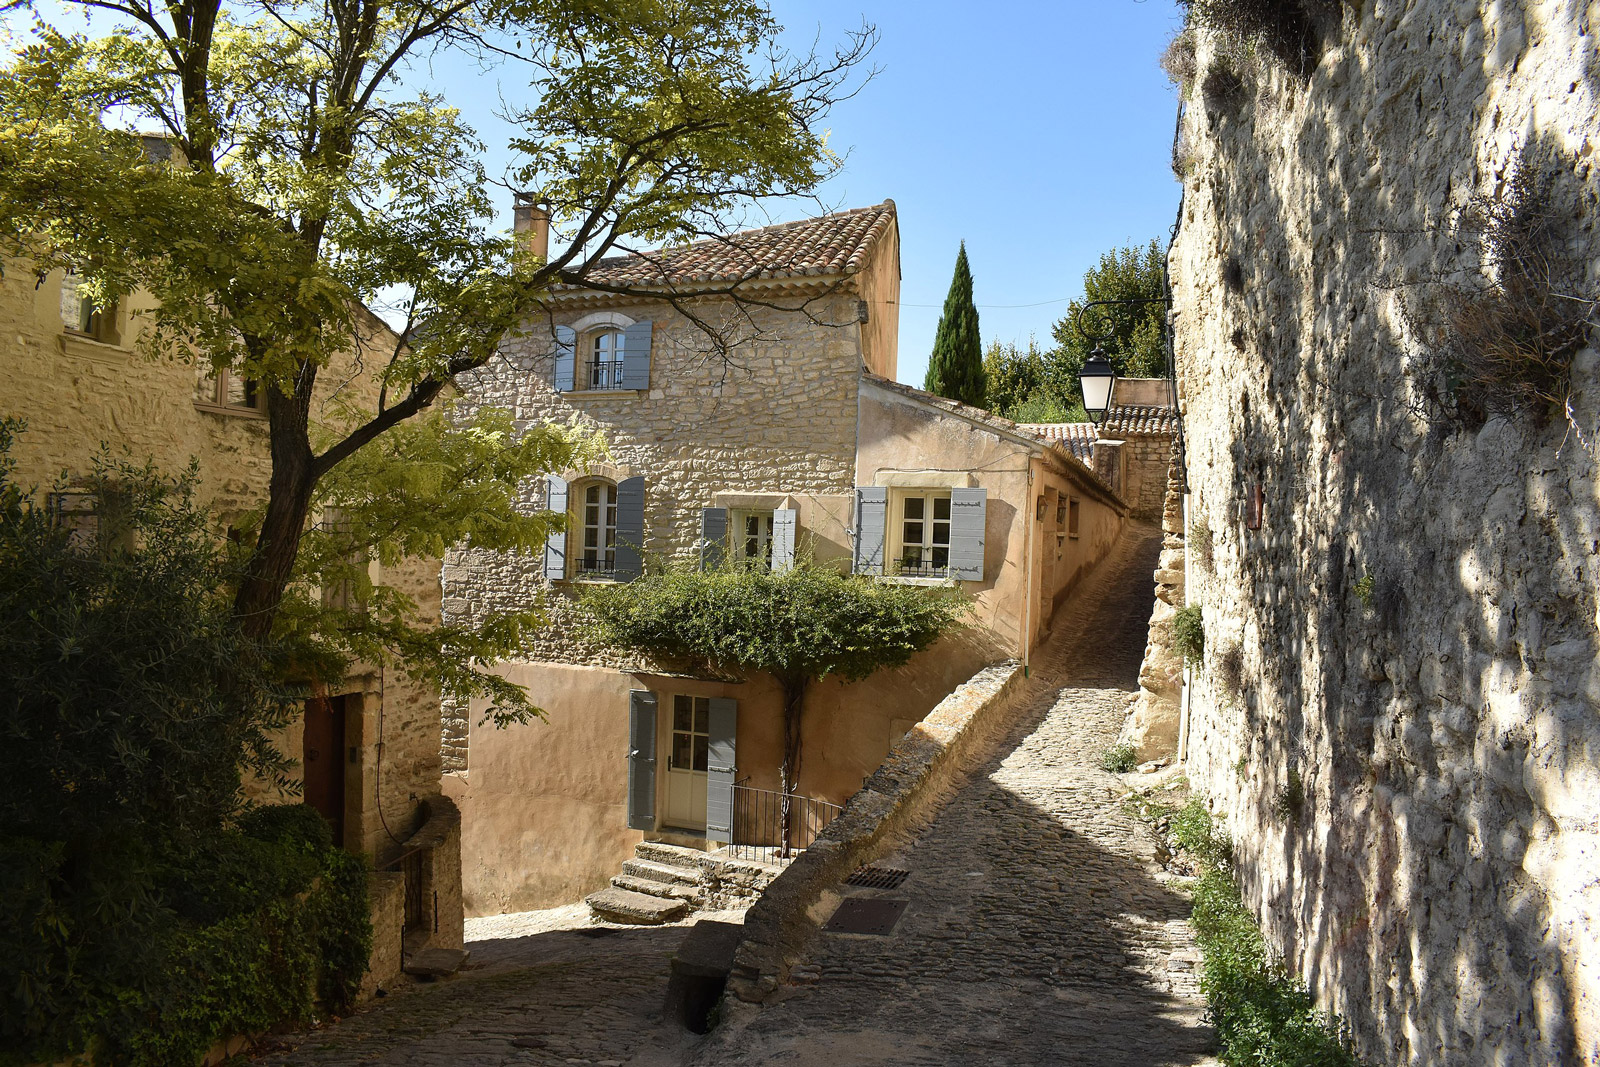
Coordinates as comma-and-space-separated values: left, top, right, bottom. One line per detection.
663, 694, 709, 831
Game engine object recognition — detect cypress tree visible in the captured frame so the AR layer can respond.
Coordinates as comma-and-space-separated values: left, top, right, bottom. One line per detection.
924, 242, 986, 407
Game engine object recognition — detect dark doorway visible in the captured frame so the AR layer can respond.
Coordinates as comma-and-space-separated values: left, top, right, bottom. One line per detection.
303, 693, 347, 845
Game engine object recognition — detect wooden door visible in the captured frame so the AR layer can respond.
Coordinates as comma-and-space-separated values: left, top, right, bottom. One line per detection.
303, 694, 346, 845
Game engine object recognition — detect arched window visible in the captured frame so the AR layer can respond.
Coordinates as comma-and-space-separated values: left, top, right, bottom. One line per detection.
587, 330, 624, 390
577, 479, 618, 576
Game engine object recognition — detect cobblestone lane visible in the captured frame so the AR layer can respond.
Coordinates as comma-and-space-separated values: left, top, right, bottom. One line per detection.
256, 524, 1212, 1067
696, 522, 1215, 1066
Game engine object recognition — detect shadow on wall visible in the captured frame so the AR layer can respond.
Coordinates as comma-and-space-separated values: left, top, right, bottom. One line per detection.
1182, 4, 1599, 1063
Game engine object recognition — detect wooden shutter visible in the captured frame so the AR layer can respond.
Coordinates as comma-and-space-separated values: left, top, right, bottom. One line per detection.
614, 475, 645, 581
771, 508, 797, 573
553, 324, 577, 392
853, 487, 887, 575
701, 507, 728, 570
620, 320, 653, 390
949, 487, 987, 581
627, 691, 658, 831
543, 474, 568, 582
705, 697, 737, 843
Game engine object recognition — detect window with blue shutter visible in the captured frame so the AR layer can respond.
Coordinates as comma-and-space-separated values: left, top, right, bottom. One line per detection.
613, 476, 646, 581
705, 697, 737, 843
620, 320, 653, 390
853, 488, 887, 575
948, 487, 987, 581
543, 474, 568, 582
701, 507, 728, 570
627, 691, 658, 831
553, 324, 577, 392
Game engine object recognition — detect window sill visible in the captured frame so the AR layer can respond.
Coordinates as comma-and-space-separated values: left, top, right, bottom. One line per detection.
193, 401, 268, 420
880, 574, 958, 587
560, 388, 646, 398
565, 574, 621, 585
58, 332, 130, 364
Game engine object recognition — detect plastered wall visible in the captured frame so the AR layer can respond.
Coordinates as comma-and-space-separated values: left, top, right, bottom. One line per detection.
1171, 3, 1600, 1061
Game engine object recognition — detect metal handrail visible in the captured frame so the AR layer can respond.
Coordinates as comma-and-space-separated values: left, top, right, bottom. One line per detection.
728, 780, 844, 864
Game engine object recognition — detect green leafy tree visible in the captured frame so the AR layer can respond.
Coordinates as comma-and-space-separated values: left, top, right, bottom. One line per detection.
1049, 239, 1169, 390
925, 242, 986, 406
583, 561, 968, 844
0, 0, 873, 656
983, 338, 1087, 423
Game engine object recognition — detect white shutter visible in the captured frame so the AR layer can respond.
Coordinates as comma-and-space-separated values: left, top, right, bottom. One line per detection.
705, 697, 737, 843
771, 509, 797, 573
553, 324, 577, 392
543, 474, 568, 582
701, 507, 728, 570
620, 320, 653, 390
853, 488, 887, 575
948, 487, 987, 582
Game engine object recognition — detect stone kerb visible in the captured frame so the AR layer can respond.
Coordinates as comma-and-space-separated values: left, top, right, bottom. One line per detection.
719, 660, 1024, 1011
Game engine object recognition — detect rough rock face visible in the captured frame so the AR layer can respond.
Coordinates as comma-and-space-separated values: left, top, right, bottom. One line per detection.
1124, 444, 1188, 757
1170, 3, 1600, 1063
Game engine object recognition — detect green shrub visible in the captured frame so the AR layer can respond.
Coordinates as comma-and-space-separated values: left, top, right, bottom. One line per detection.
1098, 742, 1140, 773
1172, 604, 1205, 667
1351, 575, 1374, 609
0, 427, 369, 1066
1177, 803, 1365, 1067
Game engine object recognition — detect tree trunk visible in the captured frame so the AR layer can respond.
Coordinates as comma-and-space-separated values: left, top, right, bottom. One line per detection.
778, 674, 806, 856
233, 369, 317, 642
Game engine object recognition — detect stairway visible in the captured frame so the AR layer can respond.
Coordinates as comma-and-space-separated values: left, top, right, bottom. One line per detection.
585, 841, 706, 924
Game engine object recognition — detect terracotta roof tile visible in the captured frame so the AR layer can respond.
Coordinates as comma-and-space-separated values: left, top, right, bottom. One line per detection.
1019, 421, 1096, 464
1098, 405, 1179, 437
564, 201, 897, 290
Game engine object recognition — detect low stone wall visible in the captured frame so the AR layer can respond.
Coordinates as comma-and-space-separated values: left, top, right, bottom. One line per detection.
720, 660, 1024, 1007
360, 870, 406, 1000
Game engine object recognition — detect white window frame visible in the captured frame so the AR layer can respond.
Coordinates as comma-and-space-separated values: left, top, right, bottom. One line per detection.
669, 694, 711, 774
730, 508, 775, 570
891, 490, 953, 578
574, 478, 619, 578
585, 329, 625, 390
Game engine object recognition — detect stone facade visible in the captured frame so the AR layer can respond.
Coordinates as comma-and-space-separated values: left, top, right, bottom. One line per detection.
1168, 3, 1600, 1062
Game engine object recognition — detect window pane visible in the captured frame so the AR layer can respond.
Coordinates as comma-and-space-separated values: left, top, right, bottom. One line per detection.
587, 484, 600, 504
693, 735, 709, 773
693, 698, 709, 734
902, 546, 924, 566
673, 733, 692, 770
932, 520, 950, 546
932, 546, 949, 569
903, 520, 923, 546
674, 695, 692, 732
903, 497, 924, 520
934, 497, 951, 520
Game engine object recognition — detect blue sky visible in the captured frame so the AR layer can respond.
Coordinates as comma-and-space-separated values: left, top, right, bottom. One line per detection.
764, 1, 1186, 386
12, 1, 1186, 387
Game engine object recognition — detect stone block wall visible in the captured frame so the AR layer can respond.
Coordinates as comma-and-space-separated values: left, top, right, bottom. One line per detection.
1171, 3, 1600, 1062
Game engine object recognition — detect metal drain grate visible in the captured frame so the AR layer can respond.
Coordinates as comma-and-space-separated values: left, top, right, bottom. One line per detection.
823, 897, 908, 936
844, 864, 910, 890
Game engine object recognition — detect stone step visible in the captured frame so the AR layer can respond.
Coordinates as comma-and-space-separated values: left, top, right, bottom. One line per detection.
623, 857, 701, 885
585, 886, 690, 925
634, 840, 709, 871
612, 873, 700, 900
403, 946, 470, 978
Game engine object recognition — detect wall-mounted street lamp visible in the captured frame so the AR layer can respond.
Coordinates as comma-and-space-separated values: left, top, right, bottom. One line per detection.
1078, 347, 1117, 425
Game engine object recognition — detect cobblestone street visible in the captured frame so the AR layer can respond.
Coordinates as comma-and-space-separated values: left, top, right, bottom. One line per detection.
255, 524, 1212, 1067
695, 522, 1213, 1066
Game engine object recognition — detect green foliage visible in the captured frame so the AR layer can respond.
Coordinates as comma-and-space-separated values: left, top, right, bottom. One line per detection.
1351, 575, 1374, 609
1098, 742, 1140, 774
1273, 767, 1306, 824
1172, 603, 1205, 667
982, 339, 1087, 423
1176, 802, 1365, 1067
925, 243, 986, 407
0, 427, 369, 1067
583, 559, 970, 688
276, 406, 595, 726
1049, 240, 1169, 389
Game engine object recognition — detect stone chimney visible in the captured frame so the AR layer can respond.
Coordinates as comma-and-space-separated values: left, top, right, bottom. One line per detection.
512, 194, 550, 261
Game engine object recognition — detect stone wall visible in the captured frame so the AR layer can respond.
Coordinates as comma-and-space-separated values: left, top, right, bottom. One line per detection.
1170, 3, 1600, 1062
1123, 445, 1187, 759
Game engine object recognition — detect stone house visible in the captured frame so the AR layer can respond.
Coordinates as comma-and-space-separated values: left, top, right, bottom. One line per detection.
441, 200, 1143, 915
0, 251, 464, 990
